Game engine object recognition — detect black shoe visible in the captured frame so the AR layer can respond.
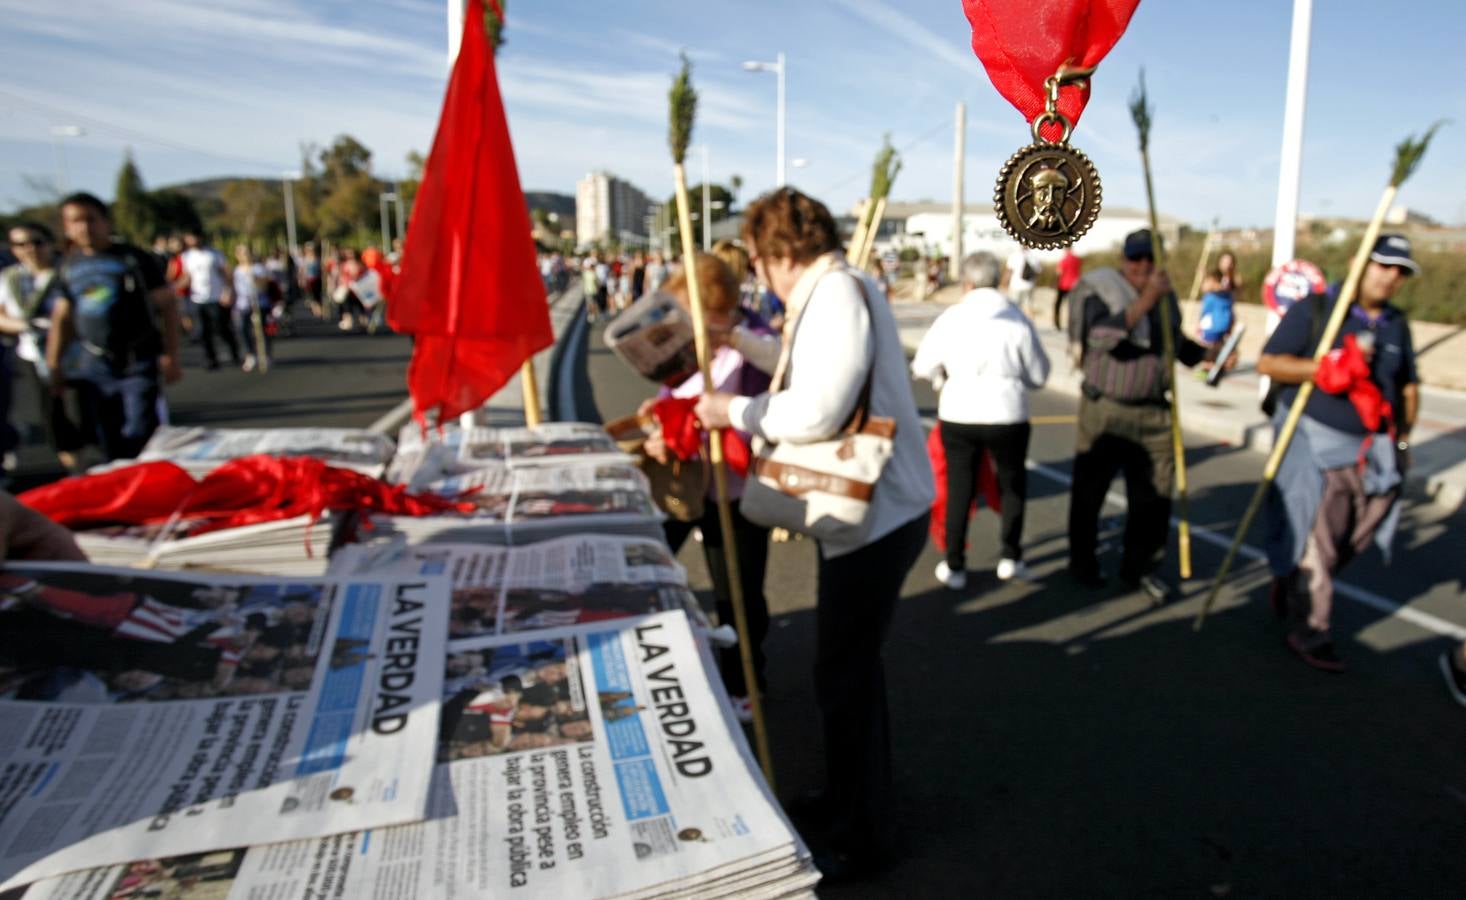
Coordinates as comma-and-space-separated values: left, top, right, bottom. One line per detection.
784, 791, 836, 829
1286, 629, 1345, 673
1441, 652, 1466, 708
1124, 574, 1178, 605
205, 360, 220, 371
1068, 566, 1106, 590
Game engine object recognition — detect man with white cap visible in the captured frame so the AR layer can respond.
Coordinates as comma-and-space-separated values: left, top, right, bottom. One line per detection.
1257, 234, 1421, 672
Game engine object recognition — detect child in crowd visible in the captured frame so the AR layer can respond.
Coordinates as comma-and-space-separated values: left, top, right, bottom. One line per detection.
1196, 270, 1234, 378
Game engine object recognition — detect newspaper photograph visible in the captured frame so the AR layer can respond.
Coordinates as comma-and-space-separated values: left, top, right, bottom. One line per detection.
134, 426, 396, 475
429, 462, 660, 530
0, 564, 449, 890
21, 612, 811, 899
603, 291, 700, 386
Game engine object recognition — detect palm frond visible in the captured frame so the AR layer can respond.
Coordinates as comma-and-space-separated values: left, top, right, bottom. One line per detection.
485, 0, 506, 55
1390, 120, 1446, 187
668, 52, 698, 166
869, 133, 901, 202
1128, 68, 1153, 152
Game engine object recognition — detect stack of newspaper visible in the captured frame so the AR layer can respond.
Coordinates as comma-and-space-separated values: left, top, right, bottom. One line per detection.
4, 572, 816, 897
73, 514, 344, 576
389, 420, 629, 488
373, 458, 666, 548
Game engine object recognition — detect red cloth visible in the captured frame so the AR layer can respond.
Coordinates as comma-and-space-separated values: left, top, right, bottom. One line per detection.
388, 0, 553, 425
651, 397, 750, 478
1058, 251, 1083, 291
361, 247, 396, 299
926, 424, 1001, 551
19, 456, 476, 541
962, 0, 1141, 142
1314, 333, 1393, 435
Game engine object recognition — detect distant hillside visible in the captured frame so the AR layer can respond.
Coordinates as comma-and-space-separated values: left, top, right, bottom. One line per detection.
163, 178, 572, 217
525, 191, 574, 217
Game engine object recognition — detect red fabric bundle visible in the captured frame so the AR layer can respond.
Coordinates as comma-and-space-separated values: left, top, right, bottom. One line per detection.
652, 396, 751, 477
927, 423, 1001, 551
19, 455, 476, 536
1314, 333, 1393, 434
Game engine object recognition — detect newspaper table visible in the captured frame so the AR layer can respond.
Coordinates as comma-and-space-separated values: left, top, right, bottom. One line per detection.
23, 611, 816, 899
127, 426, 396, 477
331, 535, 705, 639
0, 564, 449, 890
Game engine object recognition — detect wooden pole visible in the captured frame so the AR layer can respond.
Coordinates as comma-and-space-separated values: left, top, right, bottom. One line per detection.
846, 198, 870, 265
1186, 227, 1215, 302
674, 162, 776, 786
1195, 185, 1397, 629
520, 360, 542, 426
1138, 146, 1193, 580
859, 196, 888, 269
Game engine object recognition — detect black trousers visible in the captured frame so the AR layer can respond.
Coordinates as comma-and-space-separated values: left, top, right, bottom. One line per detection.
22, 361, 85, 455
939, 420, 1031, 568
814, 512, 928, 855
1067, 394, 1173, 580
663, 499, 770, 696
196, 302, 238, 366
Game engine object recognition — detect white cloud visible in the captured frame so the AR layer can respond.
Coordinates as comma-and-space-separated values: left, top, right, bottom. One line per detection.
827, 0, 976, 77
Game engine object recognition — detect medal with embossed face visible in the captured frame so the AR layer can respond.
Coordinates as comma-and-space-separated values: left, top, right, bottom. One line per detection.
993, 66, 1102, 250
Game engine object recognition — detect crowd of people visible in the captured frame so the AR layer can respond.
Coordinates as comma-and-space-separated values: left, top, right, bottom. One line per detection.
603, 185, 1439, 883
0, 193, 403, 478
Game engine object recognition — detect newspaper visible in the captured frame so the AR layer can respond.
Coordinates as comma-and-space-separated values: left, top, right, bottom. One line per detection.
22, 612, 815, 899
330, 535, 702, 639
458, 422, 628, 468
0, 564, 449, 890
603, 291, 699, 386
431, 462, 660, 530
130, 426, 396, 476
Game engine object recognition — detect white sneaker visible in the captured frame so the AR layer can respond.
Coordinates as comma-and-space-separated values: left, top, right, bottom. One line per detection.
997, 558, 1036, 582
934, 561, 967, 590
241, 354, 257, 372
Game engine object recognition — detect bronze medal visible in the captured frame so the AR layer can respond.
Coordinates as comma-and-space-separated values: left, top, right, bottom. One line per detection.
993, 64, 1103, 250
994, 140, 1101, 249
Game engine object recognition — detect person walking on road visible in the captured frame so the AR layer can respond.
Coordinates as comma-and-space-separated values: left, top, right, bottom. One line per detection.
1257, 235, 1420, 672
179, 232, 238, 371
45, 193, 183, 461
231, 245, 271, 372
1005, 245, 1040, 318
695, 188, 933, 883
912, 251, 1049, 588
0, 222, 85, 473
1065, 229, 1225, 602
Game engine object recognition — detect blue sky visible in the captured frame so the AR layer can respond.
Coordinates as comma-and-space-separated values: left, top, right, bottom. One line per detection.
2, 0, 1463, 228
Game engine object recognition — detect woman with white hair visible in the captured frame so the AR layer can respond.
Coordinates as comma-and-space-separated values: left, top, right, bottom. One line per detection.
912, 250, 1050, 588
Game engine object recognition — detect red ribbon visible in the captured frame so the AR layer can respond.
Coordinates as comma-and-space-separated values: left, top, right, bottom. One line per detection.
1314, 333, 1394, 437
962, 0, 1141, 142
651, 397, 751, 478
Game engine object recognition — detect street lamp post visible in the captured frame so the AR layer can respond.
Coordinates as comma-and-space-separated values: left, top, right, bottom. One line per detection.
282, 172, 301, 261
379, 192, 398, 250
742, 53, 786, 188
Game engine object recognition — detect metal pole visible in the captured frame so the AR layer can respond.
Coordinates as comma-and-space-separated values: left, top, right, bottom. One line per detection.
1271, 0, 1313, 268
701, 147, 712, 251
949, 101, 966, 283
393, 181, 406, 247
775, 53, 786, 187
282, 177, 299, 259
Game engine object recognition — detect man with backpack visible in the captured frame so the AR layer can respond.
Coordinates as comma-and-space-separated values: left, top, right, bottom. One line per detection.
44, 193, 184, 461
1257, 234, 1420, 672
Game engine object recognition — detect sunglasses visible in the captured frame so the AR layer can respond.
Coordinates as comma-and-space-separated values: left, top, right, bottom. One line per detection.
8, 239, 44, 248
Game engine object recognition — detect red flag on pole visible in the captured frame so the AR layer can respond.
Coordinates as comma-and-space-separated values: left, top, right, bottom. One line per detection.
389, 0, 552, 426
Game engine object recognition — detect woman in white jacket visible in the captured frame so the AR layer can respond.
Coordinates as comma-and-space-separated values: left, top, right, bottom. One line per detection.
911, 251, 1050, 588
696, 188, 932, 882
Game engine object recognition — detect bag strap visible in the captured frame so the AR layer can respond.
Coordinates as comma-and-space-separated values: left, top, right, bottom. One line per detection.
767, 258, 880, 436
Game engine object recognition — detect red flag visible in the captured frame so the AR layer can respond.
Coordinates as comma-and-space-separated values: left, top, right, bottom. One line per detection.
389, 0, 552, 425
962, 0, 1140, 142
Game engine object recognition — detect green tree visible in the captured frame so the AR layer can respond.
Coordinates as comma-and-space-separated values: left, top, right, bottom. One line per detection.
218, 179, 284, 240
145, 189, 202, 236
660, 183, 734, 253
112, 150, 155, 243
485, 0, 506, 54
319, 135, 372, 186
729, 173, 743, 206
399, 149, 425, 220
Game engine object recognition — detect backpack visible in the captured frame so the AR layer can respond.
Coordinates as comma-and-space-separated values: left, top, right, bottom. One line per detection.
1260, 292, 1330, 417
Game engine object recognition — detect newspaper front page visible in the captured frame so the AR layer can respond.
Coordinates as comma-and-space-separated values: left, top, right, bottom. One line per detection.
0, 564, 448, 890
22, 611, 810, 900
134, 427, 396, 475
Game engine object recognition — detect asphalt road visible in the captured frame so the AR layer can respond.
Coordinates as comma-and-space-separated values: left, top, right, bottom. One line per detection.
584, 321, 1466, 898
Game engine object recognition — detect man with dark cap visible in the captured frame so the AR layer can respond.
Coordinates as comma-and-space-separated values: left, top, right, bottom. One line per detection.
1257, 234, 1420, 672
1066, 229, 1228, 601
